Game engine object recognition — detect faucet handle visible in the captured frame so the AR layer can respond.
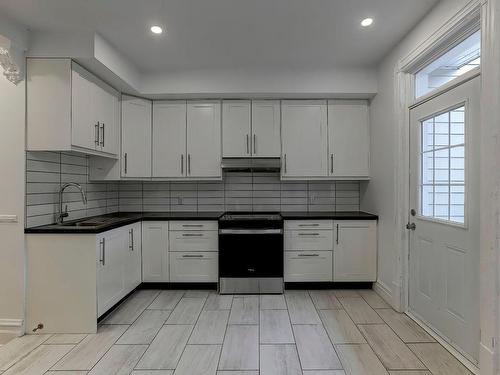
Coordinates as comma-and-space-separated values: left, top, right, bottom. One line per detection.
62, 205, 69, 218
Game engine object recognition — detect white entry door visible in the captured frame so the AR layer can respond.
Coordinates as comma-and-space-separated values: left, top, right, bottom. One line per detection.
408, 76, 480, 363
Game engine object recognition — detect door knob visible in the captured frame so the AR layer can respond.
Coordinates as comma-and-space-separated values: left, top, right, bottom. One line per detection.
406, 222, 416, 230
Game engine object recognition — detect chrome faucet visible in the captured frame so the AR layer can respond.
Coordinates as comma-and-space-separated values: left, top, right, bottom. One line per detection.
58, 183, 87, 224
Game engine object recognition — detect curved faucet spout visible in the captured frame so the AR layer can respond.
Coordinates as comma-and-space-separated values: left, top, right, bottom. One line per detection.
58, 183, 87, 223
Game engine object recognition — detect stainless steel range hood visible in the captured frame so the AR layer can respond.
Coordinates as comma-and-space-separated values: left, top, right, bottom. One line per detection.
221, 158, 281, 172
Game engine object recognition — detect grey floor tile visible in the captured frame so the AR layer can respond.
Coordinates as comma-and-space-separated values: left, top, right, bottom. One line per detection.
376, 310, 434, 343
189, 310, 230, 344
309, 290, 343, 309
148, 291, 184, 310
338, 297, 383, 324
358, 290, 390, 309
104, 290, 160, 324
117, 310, 171, 345
319, 309, 366, 344
204, 294, 233, 310
173, 344, 221, 375
2, 344, 73, 375
285, 292, 321, 324
260, 295, 287, 310
336, 344, 389, 375
166, 298, 205, 324
45, 334, 87, 345
293, 324, 342, 370
88, 344, 147, 375
219, 325, 259, 371
260, 310, 294, 344
229, 296, 259, 325
260, 344, 301, 375
407, 343, 473, 375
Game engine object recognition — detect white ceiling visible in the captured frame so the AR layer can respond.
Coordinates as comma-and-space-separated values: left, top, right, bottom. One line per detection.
1, 0, 439, 74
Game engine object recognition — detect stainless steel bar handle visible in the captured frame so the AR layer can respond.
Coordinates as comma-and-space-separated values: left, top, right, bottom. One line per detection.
102, 238, 106, 265
95, 123, 100, 146
100, 123, 105, 147
299, 223, 319, 227
330, 154, 333, 173
298, 233, 320, 236
253, 134, 256, 154
246, 134, 250, 154
336, 224, 339, 244
182, 254, 203, 258
124, 153, 128, 174
299, 253, 319, 257
129, 228, 134, 250
182, 224, 203, 228
99, 239, 104, 264
219, 229, 283, 234
188, 154, 191, 174
284, 154, 287, 173
181, 154, 184, 174
182, 233, 203, 237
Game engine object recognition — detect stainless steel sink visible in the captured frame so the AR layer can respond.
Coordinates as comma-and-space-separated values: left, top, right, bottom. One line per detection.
59, 218, 115, 227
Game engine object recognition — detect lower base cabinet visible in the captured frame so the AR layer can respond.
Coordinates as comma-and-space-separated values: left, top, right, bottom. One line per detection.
142, 220, 219, 283
284, 219, 377, 283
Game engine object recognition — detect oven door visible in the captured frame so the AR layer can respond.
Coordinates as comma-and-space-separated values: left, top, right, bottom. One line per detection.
219, 229, 283, 278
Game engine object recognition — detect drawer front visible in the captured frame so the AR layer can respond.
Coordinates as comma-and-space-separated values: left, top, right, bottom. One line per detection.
284, 251, 332, 282
169, 230, 218, 252
169, 221, 218, 231
285, 220, 333, 230
284, 230, 333, 251
170, 251, 218, 282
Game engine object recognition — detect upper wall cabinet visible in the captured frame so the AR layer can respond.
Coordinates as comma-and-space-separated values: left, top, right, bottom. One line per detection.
281, 100, 328, 179
121, 95, 152, 178
328, 101, 370, 178
222, 100, 280, 158
152, 100, 222, 180
27, 58, 119, 157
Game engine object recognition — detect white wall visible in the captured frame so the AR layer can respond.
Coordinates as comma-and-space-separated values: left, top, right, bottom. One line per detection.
0, 14, 28, 334
361, 0, 472, 307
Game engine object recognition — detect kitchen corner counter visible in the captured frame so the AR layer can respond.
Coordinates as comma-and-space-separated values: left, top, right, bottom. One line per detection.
280, 211, 378, 220
25, 212, 224, 234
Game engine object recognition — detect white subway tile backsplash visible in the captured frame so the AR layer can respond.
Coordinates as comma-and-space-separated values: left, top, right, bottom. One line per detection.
26, 154, 361, 227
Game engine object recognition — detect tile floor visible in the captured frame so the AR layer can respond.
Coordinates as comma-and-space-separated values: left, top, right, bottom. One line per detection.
0, 289, 474, 375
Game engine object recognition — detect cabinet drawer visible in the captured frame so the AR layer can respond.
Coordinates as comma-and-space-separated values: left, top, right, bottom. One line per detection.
170, 251, 218, 282
169, 230, 218, 252
284, 251, 332, 282
284, 230, 333, 251
285, 220, 333, 230
169, 221, 218, 231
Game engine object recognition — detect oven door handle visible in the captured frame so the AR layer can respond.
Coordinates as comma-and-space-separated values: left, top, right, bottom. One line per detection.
219, 229, 283, 234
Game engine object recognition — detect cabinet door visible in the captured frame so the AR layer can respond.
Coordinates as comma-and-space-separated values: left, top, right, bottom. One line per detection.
152, 101, 187, 177
222, 100, 251, 157
96, 85, 119, 155
252, 100, 281, 157
96, 229, 126, 317
284, 251, 332, 282
122, 96, 152, 178
142, 221, 169, 282
186, 101, 222, 178
71, 68, 96, 150
281, 100, 328, 178
328, 101, 370, 177
124, 223, 142, 291
333, 220, 377, 282
170, 252, 218, 282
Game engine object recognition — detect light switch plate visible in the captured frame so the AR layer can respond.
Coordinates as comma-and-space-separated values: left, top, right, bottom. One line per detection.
0, 215, 18, 223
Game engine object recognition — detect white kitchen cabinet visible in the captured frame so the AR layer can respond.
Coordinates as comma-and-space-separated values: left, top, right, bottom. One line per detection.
223, 100, 251, 157
27, 58, 119, 157
124, 222, 142, 292
284, 229, 333, 251
281, 100, 328, 179
96, 228, 127, 318
186, 101, 222, 178
252, 100, 281, 157
142, 221, 169, 282
170, 252, 218, 282
328, 101, 370, 178
122, 95, 152, 178
169, 230, 218, 252
152, 101, 187, 178
284, 251, 333, 282
333, 220, 377, 282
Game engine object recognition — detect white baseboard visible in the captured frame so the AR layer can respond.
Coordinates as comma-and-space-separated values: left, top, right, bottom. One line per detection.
373, 281, 395, 308
0, 319, 24, 336
479, 342, 495, 375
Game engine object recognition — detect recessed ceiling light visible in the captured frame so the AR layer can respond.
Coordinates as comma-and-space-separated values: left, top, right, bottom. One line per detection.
361, 18, 373, 27
150, 25, 163, 34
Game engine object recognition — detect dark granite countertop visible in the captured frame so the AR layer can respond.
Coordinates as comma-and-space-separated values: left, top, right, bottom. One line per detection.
280, 211, 378, 220
25, 211, 377, 234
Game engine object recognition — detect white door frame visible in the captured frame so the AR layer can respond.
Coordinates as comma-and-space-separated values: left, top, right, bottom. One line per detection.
393, 1, 500, 374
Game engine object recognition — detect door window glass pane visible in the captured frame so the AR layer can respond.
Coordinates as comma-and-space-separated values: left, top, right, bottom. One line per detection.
420, 105, 465, 224
415, 30, 480, 98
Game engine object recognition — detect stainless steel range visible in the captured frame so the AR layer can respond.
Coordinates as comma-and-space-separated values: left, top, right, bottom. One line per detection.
218, 212, 284, 294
